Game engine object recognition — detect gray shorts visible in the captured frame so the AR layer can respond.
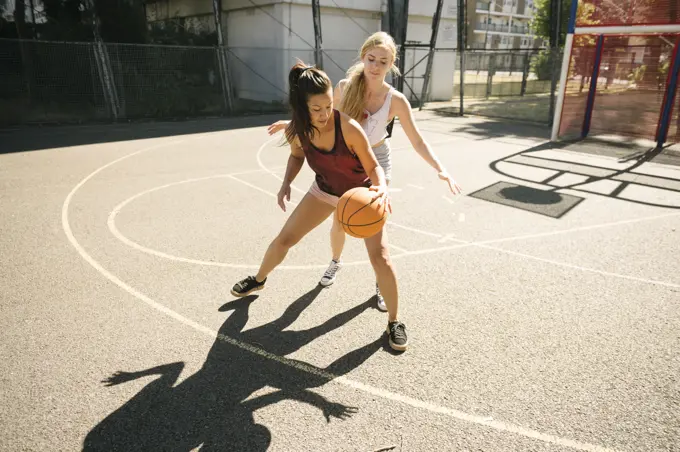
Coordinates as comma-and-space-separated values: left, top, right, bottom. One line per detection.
372, 140, 392, 182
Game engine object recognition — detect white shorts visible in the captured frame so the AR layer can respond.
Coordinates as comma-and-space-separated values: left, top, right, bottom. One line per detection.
308, 180, 340, 208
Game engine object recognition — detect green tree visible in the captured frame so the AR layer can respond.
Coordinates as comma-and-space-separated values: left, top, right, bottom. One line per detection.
530, 0, 572, 48
529, 0, 599, 81
530, 0, 600, 47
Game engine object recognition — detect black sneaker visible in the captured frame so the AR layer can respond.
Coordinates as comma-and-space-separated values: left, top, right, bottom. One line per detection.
386, 321, 408, 351
231, 276, 266, 297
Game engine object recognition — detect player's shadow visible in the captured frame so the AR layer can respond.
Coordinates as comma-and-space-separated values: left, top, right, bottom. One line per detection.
83, 286, 381, 451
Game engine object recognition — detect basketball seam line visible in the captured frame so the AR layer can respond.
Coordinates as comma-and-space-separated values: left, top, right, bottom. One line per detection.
342, 198, 388, 228
341, 189, 363, 238
346, 196, 375, 225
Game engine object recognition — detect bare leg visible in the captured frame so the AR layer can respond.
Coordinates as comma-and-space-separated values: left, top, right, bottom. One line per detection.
255, 193, 335, 281
330, 213, 345, 261
329, 177, 390, 264
364, 227, 398, 322
364, 226, 407, 350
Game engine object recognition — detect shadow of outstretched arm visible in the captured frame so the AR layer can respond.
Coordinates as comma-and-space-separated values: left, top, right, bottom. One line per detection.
102, 362, 184, 389
243, 388, 358, 423
243, 336, 382, 423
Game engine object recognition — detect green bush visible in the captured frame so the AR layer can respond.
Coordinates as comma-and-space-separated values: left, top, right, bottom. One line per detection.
531, 49, 556, 81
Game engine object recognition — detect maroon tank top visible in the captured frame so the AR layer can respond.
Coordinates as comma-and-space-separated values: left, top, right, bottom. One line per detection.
301, 110, 371, 197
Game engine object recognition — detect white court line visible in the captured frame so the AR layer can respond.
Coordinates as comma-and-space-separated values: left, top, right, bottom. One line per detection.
474, 244, 680, 289
438, 233, 459, 243
477, 212, 680, 247
63, 140, 622, 452
408, 184, 425, 190
107, 170, 375, 270
384, 214, 680, 289
389, 243, 410, 253
254, 136, 680, 289
389, 221, 444, 238
108, 138, 680, 288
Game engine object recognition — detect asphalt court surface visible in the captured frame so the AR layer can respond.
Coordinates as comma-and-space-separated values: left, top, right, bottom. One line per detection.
1, 112, 679, 451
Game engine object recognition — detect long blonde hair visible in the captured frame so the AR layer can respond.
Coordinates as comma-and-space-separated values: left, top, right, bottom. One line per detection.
339, 32, 400, 123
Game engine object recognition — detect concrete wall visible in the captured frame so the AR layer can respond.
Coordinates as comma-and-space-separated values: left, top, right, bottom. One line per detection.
403, 13, 457, 102
147, 0, 458, 103
147, 0, 213, 19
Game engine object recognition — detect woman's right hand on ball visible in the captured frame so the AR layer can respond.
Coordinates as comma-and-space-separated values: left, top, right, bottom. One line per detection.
277, 183, 292, 212
268, 120, 290, 136
369, 184, 392, 214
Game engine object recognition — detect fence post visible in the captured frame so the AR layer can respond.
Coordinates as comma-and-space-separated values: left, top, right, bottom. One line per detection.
581, 34, 605, 138
486, 54, 495, 98
419, 0, 444, 110
311, 0, 324, 69
520, 52, 530, 96
212, 0, 234, 114
85, 0, 120, 120
216, 47, 234, 115
93, 41, 120, 120
655, 37, 680, 148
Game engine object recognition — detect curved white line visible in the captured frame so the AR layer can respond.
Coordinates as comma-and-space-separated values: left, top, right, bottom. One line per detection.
257, 129, 680, 289
107, 171, 375, 270
62, 137, 621, 452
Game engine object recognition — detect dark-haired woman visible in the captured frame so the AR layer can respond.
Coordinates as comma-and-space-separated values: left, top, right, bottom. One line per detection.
230, 61, 408, 351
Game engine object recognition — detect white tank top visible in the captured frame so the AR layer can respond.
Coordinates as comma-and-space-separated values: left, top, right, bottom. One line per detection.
361, 87, 394, 146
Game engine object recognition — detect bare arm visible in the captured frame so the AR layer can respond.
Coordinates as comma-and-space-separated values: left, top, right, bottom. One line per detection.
277, 137, 305, 212
392, 93, 444, 171
267, 120, 290, 135
341, 116, 385, 189
392, 93, 462, 194
340, 115, 390, 209
333, 79, 348, 108
283, 138, 305, 184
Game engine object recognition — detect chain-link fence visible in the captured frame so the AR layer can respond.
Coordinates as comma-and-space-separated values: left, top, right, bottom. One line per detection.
422, 48, 564, 125
0, 38, 563, 127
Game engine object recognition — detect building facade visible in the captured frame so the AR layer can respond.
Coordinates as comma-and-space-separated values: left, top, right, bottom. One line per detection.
145, 0, 459, 103
468, 0, 542, 49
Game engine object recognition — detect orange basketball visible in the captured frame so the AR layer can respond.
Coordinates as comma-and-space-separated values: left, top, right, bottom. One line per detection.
336, 186, 389, 239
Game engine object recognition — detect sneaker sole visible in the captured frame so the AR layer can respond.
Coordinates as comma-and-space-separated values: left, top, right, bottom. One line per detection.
319, 278, 335, 287
376, 300, 388, 312
386, 325, 408, 351
230, 285, 264, 298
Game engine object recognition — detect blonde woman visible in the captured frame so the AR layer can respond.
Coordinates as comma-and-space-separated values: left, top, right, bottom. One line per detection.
268, 32, 461, 311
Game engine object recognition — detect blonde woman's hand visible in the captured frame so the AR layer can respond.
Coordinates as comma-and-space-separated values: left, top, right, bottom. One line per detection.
438, 170, 462, 195
268, 120, 290, 136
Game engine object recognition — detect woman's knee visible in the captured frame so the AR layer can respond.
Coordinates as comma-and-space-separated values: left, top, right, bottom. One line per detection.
368, 244, 392, 268
275, 231, 301, 249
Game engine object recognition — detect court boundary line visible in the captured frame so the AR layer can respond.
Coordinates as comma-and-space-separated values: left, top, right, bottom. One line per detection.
257, 136, 680, 289
106, 136, 680, 288
62, 137, 621, 452
107, 167, 680, 289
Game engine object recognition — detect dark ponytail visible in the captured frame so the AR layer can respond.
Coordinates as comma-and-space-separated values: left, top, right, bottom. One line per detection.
284, 60, 332, 145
